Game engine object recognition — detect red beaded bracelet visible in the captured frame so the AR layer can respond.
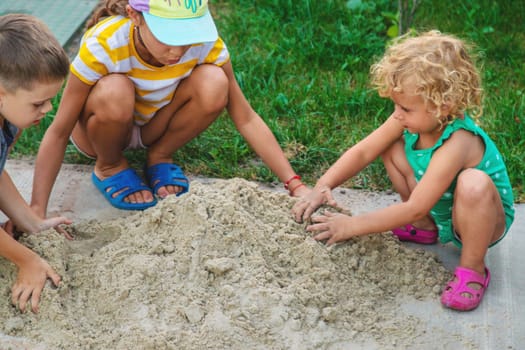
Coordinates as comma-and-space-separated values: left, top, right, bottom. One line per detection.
284, 175, 301, 190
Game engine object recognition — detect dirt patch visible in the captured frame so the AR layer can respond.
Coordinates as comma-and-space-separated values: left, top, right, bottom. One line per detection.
0, 178, 450, 349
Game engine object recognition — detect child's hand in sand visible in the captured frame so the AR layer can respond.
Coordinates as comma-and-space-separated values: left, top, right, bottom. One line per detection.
15, 216, 74, 240
306, 211, 354, 245
3, 215, 73, 240
38, 216, 74, 240
11, 254, 61, 313
33, 216, 72, 234
292, 186, 337, 223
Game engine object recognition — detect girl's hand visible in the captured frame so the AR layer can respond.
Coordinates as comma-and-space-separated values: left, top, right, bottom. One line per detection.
52, 224, 74, 240
28, 216, 74, 240
289, 182, 311, 198
44, 216, 74, 240
11, 255, 61, 313
306, 211, 354, 245
291, 186, 337, 223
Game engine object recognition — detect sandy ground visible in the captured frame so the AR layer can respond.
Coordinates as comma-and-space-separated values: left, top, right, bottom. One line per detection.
0, 173, 452, 349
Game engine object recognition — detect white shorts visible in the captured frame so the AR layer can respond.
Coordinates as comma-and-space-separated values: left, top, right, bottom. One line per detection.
70, 125, 146, 160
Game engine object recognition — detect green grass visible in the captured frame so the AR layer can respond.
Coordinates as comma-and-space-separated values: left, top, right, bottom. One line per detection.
12, 0, 525, 201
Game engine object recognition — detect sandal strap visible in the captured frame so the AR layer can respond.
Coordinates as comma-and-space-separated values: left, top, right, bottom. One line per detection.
452, 266, 490, 289
441, 266, 490, 311
92, 168, 157, 211
145, 163, 189, 196
102, 169, 149, 199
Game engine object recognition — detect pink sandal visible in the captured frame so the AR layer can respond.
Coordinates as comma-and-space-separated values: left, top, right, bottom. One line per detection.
391, 224, 438, 244
441, 266, 491, 311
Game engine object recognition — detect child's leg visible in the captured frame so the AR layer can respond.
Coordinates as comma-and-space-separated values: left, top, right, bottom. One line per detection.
141, 64, 228, 196
71, 74, 154, 204
72, 74, 135, 171
453, 168, 506, 274
441, 168, 505, 310
142, 64, 228, 161
381, 139, 437, 231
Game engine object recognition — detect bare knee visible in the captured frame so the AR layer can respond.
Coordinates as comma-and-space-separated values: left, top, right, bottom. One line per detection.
381, 140, 414, 178
381, 140, 402, 166
454, 168, 506, 244
189, 64, 228, 114
380, 140, 417, 201
86, 74, 135, 123
455, 169, 494, 205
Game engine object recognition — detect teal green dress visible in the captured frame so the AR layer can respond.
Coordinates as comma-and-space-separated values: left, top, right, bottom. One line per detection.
404, 115, 515, 246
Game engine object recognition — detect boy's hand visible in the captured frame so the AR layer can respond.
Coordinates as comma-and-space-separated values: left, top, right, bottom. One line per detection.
11, 255, 61, 313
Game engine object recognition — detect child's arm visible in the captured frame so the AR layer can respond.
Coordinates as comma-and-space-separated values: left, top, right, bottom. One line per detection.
31, 75, 92, 218
0, 170, 72, 235
308, 130, 477, 244
293, 115, 404, 222
316, 115, 404, 188
0, 170, 66, 313
0, 169, 71, 312
0, 228, 61, 313
221, 62, 309, 197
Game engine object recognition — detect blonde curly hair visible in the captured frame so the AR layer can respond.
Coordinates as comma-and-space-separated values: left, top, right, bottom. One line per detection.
370, 30, 483, 123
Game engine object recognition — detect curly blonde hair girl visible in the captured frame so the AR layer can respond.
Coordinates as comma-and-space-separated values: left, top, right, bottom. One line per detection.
370, 30, 483, 124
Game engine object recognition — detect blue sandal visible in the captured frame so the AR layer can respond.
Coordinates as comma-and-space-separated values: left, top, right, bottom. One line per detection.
144, 163, 189, 197
92, 168, 157, 210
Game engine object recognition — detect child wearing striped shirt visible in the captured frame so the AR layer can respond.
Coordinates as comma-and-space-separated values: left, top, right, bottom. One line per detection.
30, 0, 308, 213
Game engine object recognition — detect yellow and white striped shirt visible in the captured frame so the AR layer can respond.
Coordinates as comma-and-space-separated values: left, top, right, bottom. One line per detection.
71, 16, 230, 125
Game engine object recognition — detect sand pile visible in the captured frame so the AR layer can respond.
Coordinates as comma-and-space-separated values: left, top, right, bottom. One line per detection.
0, 178, 450, 349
